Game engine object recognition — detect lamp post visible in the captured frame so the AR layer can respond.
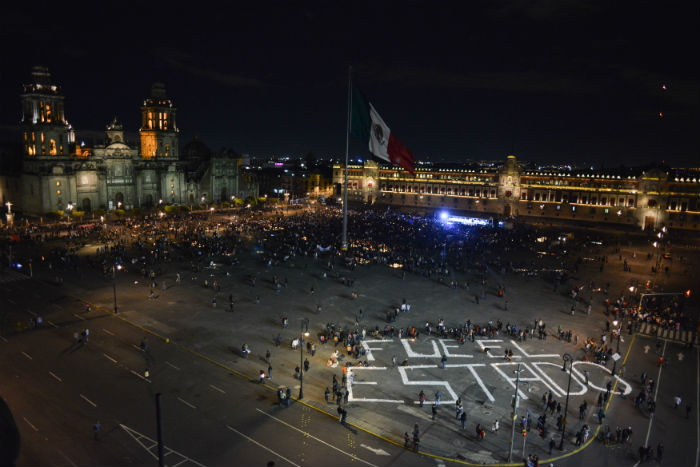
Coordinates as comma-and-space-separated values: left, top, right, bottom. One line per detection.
112, 263, 122, 314
507, 363, 522, 463
611, 320, 621, 374
299, 318, 310, 399
559, 353, 573, 450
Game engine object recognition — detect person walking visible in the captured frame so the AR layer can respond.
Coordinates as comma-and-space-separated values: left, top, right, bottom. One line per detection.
267, 364, 272, 379
325, 387, 330, 403
431, 403, 438, 421
460, 411, 467, 429
93, 421, 101, 440
549, 437, 556, 455
419, 390, 425, 407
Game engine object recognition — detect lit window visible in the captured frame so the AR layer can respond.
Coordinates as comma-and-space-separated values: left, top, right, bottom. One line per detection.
49, 139, 57, 156
41, 133, 45, 143
57, 190, 61, 195
56, 181, 61, 187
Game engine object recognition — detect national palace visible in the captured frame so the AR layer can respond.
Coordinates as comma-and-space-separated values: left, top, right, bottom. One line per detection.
333, 156, 700, 232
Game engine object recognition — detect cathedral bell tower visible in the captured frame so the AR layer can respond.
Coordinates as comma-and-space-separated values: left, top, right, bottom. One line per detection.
20, 66, 74, 158
139, 83, 179, 160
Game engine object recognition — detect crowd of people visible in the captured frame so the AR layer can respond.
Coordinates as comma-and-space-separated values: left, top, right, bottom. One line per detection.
1, 203, 697, 464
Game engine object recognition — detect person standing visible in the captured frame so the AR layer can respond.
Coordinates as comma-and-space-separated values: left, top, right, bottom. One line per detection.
419, 390, 425, 407
324, 387, 330, 403
549, 437, 556, 454
460, 411, 467, 429
93, 421, 101, 440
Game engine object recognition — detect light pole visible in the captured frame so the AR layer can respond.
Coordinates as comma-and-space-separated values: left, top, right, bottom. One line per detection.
611, 320, 620, 374
507, 363, 522, 463
112, 263, 122, 314
299, 318, 309, 399
559, 353, 573, 451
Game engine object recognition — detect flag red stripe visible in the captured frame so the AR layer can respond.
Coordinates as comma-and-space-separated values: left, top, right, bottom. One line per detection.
387, 133, 415, 175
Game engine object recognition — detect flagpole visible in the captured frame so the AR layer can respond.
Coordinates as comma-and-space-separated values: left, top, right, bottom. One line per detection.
341, 66, 352, 251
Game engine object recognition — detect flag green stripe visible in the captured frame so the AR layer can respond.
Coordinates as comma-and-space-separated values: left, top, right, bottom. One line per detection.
350, 84, 370, 143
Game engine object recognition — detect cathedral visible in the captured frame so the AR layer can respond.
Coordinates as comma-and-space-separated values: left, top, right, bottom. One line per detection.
9, 66, 256, 215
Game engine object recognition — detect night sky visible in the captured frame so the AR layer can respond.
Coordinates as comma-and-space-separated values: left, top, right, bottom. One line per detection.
1, 1, 697, 167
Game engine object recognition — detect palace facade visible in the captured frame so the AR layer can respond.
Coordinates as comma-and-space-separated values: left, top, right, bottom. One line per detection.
333, 156, 700, 231
3, 66, 256, 215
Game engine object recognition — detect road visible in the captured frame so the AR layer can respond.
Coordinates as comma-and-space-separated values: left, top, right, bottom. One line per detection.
0, 277, 431, 467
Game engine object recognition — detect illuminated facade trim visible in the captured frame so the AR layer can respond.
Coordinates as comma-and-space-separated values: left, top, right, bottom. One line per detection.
333, 156, 700, 231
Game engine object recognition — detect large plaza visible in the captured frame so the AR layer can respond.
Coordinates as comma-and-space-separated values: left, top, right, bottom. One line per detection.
1, 206, 697, 466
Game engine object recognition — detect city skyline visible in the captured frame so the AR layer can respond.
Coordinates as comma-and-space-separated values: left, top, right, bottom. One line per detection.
0, 2, 697, 167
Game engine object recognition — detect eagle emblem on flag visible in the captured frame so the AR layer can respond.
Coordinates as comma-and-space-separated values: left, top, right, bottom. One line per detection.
372, 123, 386, 145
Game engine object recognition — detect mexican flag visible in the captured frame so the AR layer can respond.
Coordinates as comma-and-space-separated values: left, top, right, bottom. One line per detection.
350, 85, 415, 174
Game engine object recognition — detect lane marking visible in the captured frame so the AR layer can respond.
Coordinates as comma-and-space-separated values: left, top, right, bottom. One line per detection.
23, 417, 38, 431
360, 443, 390, 456
47, 320, 58, 328
177, 397, 197, 409
21, 351, 32, 360
49, 371, 63, 382
57, 450, 77, 467
166, 361, 180, 371
80, 394, 97, 408
132, 344, 144, 352
226, 424, 301, 467
72, 313, 86, 321
103, 353, 117, 363
102, 328, 115, 336
257, 409, 379, 467
26, 309, 37, 317
209, 384, 226, 394
8, 299, 16, 305
130, 369, 152, 383
0, 336, 7, 342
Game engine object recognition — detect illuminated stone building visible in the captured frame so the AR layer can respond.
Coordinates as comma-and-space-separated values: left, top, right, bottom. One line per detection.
10, 66, 254, 215
333, 155, 700, 232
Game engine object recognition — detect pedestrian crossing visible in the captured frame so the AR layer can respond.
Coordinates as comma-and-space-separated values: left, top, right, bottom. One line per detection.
637, 322, 698, 345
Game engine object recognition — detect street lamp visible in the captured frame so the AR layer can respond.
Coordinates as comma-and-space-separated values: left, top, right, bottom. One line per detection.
559, 353, 573, 450
299, 318, 310, 399
112, 264, 122, 314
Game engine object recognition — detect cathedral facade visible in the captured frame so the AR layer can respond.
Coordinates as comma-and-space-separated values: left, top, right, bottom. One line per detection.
12, 66, 256, 215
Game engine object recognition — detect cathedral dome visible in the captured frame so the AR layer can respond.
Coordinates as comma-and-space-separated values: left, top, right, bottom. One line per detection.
183, 136, 211, 161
